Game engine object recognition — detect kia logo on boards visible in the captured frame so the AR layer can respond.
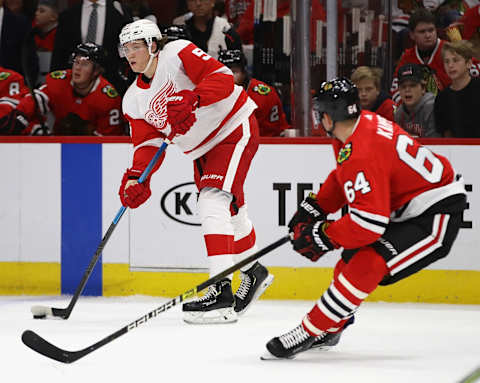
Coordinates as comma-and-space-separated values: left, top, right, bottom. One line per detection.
160, 182, 200, 226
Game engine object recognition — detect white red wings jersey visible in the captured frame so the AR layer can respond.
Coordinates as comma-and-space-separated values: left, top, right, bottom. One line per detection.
15, 70, 123, 135
316, 111, 465, 250
246, 78, 289, 136
0, 67, 30, 116
122, 39, 256, 167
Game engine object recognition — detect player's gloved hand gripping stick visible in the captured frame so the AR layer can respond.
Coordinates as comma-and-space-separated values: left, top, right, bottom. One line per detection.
30, 138, 171, 320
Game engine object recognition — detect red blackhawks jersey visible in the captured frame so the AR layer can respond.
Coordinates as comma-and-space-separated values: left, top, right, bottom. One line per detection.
123, 40, 256, 172
246, 78, 289, 136
316, 111, 465, 250
16, 70, 123, 135
0, 67, 30, 116
390, 38, 480, 103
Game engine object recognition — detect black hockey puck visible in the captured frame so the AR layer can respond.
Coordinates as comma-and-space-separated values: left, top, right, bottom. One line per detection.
33, 314, 46, 319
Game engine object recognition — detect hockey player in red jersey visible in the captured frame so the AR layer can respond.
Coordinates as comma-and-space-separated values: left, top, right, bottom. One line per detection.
0, 42, 124, 135
218, 49, 290, 136
263, 78, 467, 359
0, 67, 31, 134
118, 19, 273, 324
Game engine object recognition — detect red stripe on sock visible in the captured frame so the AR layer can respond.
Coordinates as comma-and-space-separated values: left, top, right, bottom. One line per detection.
234, 228, 256, 254
204, 234, 234, 256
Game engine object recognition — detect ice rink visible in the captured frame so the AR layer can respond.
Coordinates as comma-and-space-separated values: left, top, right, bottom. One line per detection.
2, 296, 479, 383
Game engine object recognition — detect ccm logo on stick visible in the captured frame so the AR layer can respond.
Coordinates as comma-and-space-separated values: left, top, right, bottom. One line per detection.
160, 182, 200, 226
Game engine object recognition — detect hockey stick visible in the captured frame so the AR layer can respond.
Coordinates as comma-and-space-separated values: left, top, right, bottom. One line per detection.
30, 140, 170, 320
22, 234, 290, 363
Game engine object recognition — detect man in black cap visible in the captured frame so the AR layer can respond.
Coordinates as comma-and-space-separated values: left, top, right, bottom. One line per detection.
394, 63, 439, 137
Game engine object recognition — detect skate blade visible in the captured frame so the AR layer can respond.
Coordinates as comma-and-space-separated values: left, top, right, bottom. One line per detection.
260, 350, 295, 361
236, 274, 274, 316
183, 307, 237, 324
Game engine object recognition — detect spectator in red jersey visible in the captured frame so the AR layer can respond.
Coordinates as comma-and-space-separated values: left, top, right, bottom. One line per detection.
435, 40, 480, 137
351, 66, 396, 122
394, 63, 439, 137
218, 49, 289, 136
0, 42, 125, 135
391, 8, 451, 103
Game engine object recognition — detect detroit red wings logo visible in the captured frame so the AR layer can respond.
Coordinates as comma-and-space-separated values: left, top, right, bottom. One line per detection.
145, 79, 176, 130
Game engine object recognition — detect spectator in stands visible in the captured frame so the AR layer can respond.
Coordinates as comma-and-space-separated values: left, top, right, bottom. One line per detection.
50, 0, 132, 95
174, 0, 242, 59
0, 43, 124, 136
391, 8, 451, 103
394, 63, 438, 137
351, 66, 396, 121
434, 40, 480, 137
24, 0, 59, 86
218, 49, 289, 136
121, 0, 157, 23
224, 0, 250, 28
0, 0, 31, 74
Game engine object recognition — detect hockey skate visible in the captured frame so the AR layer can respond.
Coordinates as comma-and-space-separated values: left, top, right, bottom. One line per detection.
182, 278, 237, 324
234, 262, 274, 315
309, 315, 355, 351
261, 324, 316, 360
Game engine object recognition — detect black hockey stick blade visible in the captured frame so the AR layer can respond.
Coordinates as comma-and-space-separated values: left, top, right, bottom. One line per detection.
22, 330, 86, 363
22, 235, 290, 363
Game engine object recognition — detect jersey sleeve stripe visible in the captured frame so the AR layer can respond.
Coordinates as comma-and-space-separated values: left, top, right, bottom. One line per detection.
0, 97, 19, 107
350, 207, 389, 223
350, 212, 387, 235
33, 89, 49, 115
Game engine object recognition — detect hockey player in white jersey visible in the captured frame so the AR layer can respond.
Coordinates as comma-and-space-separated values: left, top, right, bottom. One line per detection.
118, 19, 273, 324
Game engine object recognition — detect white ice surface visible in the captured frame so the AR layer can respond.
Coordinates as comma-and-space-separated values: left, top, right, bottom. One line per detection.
2, 296, 480, 383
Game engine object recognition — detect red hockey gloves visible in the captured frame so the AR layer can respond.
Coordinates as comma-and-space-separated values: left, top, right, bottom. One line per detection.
166, 90, 200, 136
288, 193, 327, 234
119, 168, 151, 209
291, 221, 337, 262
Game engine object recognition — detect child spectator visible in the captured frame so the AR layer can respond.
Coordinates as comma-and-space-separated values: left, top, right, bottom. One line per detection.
394, 63, 439, 137
434, 40, 480, 137
351, 66, 396, 121
218, 49, 290, 136
391, 8, 451, 103
31, 0, 59, 84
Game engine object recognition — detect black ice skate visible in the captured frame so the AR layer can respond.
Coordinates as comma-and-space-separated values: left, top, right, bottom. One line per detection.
182, 278, 237, 324
261, 324, 316, 360
309, 315, 355, 350
234, 262, 274, 315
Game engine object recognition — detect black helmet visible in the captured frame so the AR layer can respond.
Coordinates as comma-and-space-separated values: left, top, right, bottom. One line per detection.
314, 77, 361, 123
217, 49, 246, 69
162, 25, 191, 43
69, 42, 106, 69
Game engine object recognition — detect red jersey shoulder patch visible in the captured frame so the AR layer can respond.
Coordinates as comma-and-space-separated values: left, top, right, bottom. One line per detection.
50, 70, 67, 80
253, 83, 271, 95
0, 72, 11, 81
102, 85, 119, 98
